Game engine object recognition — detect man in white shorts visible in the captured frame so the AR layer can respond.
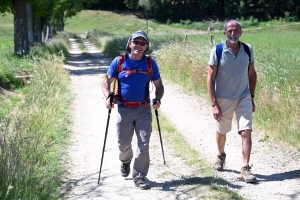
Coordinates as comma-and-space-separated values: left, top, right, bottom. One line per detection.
207, 19, 257, 183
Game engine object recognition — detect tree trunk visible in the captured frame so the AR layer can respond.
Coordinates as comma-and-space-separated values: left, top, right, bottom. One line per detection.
43, 25, 49, 43
14, 0, 29, 55
33, 17, 43, 44
49, 22, 53, 39
27, 4, 34, 47
56, 14, 65, 31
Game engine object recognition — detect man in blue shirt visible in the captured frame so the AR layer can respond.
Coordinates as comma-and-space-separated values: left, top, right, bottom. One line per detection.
102, 30, 164, 190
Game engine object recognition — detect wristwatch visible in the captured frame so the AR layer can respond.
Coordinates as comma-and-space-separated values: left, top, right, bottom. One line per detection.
154, 98, 161, 104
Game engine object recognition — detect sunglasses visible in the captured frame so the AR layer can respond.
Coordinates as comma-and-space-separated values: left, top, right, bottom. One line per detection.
131, 40, 148, 46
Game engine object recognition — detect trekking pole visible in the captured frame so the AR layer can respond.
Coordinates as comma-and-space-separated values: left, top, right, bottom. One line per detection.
98, 92, 114, 184
152, 99, 166, 165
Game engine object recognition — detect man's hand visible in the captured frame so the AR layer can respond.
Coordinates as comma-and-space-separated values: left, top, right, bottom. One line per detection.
152, 99, 161, 110
213, 104, 223, 122
105, 92, 114, 109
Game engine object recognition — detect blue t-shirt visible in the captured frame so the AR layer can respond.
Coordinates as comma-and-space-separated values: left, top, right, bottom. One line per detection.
107, 54, 161, 107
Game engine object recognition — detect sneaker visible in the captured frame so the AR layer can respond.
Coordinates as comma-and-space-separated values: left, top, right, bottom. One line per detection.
213, 153, 226, 171
241, 165, 257, 183
120, 161, 131, 177
133, 176, 151, 190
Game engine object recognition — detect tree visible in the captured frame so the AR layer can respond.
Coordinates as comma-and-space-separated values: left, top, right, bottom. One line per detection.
124, 0, 139, 9
0, 0, 97, 55
14, 0, 30, 55
139, 0, 150, 33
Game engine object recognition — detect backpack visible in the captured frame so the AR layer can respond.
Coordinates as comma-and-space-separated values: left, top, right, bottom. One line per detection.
112, 54, 153, 108
215, 42, 251, 77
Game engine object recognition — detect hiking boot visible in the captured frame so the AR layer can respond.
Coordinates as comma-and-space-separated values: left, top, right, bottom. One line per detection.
241, 165, 257, 183
120, 161, 131, 177
133, 176, 151, 190
213, 153, 226, 171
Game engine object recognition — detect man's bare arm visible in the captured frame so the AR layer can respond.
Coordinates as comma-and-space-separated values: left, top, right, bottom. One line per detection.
153, 78, 164, 100
207, 65, 223, 121
207, 65, 217, 107
102, 74, 115, 109
248, 63, 257, 97
248, 63, 257, 112
152, 78, 164, 109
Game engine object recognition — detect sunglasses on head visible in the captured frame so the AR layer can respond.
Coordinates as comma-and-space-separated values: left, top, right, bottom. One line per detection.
131, 40, 148, 46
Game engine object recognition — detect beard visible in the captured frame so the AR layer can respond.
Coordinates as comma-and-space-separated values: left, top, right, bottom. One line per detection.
226, 35, 239, 44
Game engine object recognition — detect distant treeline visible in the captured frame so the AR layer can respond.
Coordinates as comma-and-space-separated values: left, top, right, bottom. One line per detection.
85, 0, 300, 22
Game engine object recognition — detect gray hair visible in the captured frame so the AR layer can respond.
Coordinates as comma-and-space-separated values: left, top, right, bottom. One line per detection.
224, 20, 242, 31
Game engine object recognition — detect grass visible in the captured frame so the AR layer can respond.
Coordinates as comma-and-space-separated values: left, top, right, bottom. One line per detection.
0, 54, 71, 199
29, 32, 70, 58
0, 14, 73, 199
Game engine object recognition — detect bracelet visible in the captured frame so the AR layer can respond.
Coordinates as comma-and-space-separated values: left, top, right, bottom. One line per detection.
251, 95, 255, 98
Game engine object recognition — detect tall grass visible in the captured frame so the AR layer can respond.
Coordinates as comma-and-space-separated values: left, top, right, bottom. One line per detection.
152, 38, 210, 96
0, 14, 72, 198
0, 54, 71, 199
249, 32, 300, 146
86, 29, 185, 58
30, 32, 70, 58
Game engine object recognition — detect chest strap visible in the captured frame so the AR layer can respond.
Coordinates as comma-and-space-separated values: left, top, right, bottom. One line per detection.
114, 93, 149, 108
122, 69, 149, 78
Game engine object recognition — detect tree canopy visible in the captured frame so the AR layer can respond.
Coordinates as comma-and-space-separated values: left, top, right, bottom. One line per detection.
0, 0, 97, 55
87, 0, 300, 22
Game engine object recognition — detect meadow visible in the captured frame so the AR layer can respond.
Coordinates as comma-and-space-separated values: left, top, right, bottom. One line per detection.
0, 9, 299, 199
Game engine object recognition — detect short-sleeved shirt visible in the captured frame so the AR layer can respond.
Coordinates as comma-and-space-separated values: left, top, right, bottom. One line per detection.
208, 41, 255, 100
107, 54, 161, 107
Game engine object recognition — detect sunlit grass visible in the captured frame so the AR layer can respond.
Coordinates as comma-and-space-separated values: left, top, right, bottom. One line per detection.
0, 21, 72, 198
65, 10, 218, 38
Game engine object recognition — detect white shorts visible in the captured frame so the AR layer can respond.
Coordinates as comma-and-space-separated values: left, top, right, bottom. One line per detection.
216, 95, 252, 134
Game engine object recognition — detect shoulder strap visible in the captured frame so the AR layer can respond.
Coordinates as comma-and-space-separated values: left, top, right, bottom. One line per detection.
112, 54, 125, 94
215, 43, 223, 77
216, 43, 223, 68
241, 42, 251, 64
117, 54, 125, 72
145, 55, 153, 80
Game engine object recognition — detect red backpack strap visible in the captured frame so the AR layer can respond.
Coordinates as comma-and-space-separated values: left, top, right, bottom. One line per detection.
117, 54, 125, 72
145, 55, 153, 81
113, 54, 125, 94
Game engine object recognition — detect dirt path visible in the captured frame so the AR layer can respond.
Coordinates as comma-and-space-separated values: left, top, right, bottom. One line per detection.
62, 39, 300, 200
